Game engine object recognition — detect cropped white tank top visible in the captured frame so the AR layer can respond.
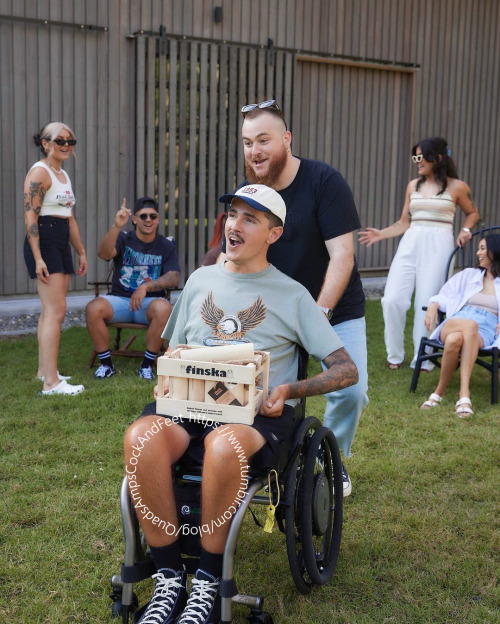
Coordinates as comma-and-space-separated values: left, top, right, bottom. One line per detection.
409, 190, 456, 228
29, 161, 75, 218
466, 292, 498, 316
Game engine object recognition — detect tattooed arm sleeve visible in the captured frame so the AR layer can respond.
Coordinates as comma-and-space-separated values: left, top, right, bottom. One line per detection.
286, 347, 359, 399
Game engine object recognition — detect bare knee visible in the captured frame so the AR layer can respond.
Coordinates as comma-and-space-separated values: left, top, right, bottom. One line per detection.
461, 319, 480, 338
443, 331, 464, 353
146, 299, 172, 325
86, 297, 113, 324
204, 432, 241, 474
124, 416, 189, 463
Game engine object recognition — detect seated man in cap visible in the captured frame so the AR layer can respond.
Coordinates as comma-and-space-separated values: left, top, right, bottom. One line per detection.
86, 197, 180, 380
123, 184, 358, 624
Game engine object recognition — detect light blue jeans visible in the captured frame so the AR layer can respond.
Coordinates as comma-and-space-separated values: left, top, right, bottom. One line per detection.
321, 317, 369, 458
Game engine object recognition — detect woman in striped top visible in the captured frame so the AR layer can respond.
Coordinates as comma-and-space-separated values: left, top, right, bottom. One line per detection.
358, 137, 479, 370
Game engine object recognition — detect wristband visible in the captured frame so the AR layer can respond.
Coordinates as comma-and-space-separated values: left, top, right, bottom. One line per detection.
461, 227, 471, 233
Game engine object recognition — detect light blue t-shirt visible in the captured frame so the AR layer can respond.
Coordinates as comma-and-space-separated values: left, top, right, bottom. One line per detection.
162, 263, 343, 390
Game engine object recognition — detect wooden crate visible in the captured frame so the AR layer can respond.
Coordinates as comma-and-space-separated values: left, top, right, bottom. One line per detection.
156, 345, 270, 425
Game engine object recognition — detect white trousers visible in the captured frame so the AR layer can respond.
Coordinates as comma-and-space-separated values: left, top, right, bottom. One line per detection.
381, 225, 454, 367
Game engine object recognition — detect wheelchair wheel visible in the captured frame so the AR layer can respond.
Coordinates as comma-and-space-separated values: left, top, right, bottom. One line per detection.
284, 416, 322, 594
299, 427, 342, 585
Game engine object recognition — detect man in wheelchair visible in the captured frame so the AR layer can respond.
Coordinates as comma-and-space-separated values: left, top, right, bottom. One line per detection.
123, 184, 358, 624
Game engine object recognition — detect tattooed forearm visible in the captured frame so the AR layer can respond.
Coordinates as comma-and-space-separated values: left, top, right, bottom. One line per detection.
286, 347, 358, 399
145, 271, 181, 291
28, 223, 39, 239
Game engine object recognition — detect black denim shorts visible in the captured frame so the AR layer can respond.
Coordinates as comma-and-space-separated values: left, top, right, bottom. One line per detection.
139, 401, 296, 469
24, 216, 74, 279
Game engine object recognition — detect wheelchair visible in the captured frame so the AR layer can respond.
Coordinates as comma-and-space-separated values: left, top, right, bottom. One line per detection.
110, 352, 344, 624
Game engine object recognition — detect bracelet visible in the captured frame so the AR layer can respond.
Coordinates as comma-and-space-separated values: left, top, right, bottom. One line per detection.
461, 227, 471, 233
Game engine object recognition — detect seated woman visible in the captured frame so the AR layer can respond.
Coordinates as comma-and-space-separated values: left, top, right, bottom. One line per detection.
421, 234, 500, 417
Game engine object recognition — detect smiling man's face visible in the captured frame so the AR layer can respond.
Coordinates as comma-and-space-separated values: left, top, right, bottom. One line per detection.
242, 112, 290, 187
224, 199, 282, 273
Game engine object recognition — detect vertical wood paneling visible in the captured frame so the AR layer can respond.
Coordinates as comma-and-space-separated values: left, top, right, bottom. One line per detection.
188, 42, 198, 273
133, 36, 295, 283
157, 38, 167, 235
1, 0, 499, 294
167, 39, 178, 239
293, 58, 414, 270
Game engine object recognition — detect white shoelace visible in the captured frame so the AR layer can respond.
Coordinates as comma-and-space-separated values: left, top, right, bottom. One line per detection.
178, 577, 219, 624
139, 572, 184, 623
95, 364, 112, 378
140, 366, 155, 379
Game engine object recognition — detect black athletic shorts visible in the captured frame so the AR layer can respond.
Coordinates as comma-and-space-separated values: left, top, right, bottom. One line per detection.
24, 216, 74, 279
139, 401, 296, 470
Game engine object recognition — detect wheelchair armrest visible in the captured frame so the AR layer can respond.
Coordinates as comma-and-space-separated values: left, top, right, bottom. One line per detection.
421, 306, 445, 323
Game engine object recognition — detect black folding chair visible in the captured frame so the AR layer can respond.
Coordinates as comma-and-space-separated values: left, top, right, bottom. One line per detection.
410, 225, 500, 404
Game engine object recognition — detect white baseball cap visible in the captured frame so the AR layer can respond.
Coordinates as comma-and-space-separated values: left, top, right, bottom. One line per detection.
219, 184, 286, 225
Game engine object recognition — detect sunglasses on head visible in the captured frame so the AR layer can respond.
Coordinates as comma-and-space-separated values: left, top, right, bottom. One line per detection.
241, 100, 287, 129
53, 138, 77, 147
412, 154, 424, 164
137, 212, 158, 221
241, 99, 282, 114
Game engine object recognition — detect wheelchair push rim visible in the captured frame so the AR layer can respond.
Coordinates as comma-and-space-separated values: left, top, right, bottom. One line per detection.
283, 416, 322, 594
299, 426, 343, 585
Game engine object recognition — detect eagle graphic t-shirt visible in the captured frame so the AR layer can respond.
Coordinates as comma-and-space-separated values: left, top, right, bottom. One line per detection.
110, 231, 180, 298
162, 263, 343, 391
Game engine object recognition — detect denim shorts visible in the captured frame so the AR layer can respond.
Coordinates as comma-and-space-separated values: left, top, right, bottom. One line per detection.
24, 216, 74, 279
104, 294, 158, 325
445, 304, 498, 348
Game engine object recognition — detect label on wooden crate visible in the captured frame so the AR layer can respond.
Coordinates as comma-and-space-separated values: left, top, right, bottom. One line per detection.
157, 357, 257, 384
206, 381, 243, 406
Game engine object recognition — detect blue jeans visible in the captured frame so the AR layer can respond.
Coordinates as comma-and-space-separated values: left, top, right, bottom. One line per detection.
321, 317, 369, 458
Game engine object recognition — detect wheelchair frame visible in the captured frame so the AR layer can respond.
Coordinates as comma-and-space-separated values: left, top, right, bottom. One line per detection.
110, 361, 344, 623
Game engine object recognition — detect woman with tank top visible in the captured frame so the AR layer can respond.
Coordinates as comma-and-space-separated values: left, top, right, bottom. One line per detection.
358, 137, 479, 370
420, 235, 500, 416
23, 122, 87, 395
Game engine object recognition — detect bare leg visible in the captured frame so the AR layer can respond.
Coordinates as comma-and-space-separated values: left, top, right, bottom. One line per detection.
85, 296, 114, 352
145, 299, 172, 353
36, 273, 70, 390
124, 415, 190, 547
36, 308, 45, 378
432, 319, 483, 399
201, 424, 265, 553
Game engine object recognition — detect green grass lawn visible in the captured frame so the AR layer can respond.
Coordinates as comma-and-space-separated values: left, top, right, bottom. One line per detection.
0, 300, 498, 623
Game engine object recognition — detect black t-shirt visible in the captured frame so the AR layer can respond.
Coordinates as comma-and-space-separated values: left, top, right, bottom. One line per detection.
111, 231, 180, 298
234, 158, 365, 325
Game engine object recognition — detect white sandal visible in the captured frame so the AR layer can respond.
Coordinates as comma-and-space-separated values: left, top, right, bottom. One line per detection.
40, 379, 84, 396
420, 392, 443, 410
455, 397, 473, 418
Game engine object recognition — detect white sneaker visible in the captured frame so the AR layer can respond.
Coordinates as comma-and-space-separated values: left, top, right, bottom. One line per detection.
37, 371, 72, 382
342, 464, 352, 497
40, 380, 84, 396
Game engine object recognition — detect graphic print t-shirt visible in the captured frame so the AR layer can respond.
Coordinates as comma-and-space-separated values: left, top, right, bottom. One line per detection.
111, 231, 180, 297
162, 263, 343, 391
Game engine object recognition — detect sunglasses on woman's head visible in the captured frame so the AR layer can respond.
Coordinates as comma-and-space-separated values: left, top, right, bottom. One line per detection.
138, 212, 158, 221
53, 138, 77, 147
412, 154, 424, 163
